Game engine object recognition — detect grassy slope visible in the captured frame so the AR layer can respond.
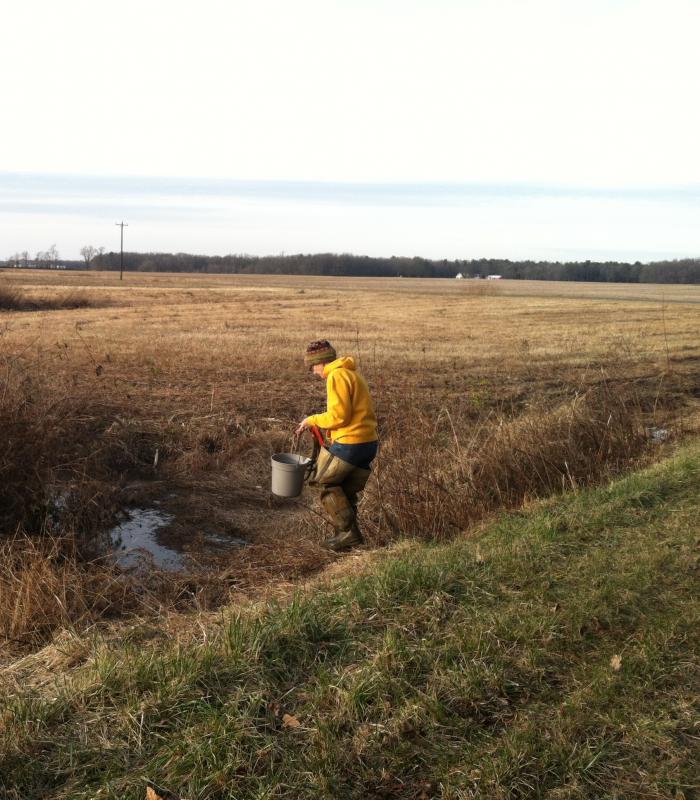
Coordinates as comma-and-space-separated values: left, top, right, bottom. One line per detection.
1, 445, 699, 800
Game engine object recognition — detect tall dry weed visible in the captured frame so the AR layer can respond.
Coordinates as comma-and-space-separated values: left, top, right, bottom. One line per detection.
1, 369, 72, 531
364, 380, 649, 543
0, 530, 247, 652
0, 534, 131, 649
0, 356, 118, 533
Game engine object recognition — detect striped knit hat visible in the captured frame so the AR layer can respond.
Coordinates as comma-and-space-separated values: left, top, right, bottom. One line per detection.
304, 339, 337, 368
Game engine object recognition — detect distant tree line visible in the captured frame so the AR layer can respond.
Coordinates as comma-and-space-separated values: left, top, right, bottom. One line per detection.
4, 249, 700, 283
87, 251, 700, 284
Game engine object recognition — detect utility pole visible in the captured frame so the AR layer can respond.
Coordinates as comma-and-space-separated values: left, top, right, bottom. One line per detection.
115, 221, 128, 280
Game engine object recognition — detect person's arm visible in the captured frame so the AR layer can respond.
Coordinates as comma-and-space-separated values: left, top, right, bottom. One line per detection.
305, 371, 353, 431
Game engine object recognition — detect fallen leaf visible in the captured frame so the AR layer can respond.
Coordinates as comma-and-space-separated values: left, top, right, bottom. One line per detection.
146, 787, 179, 800
610, 654, 622, 671
282, 713, 301, 728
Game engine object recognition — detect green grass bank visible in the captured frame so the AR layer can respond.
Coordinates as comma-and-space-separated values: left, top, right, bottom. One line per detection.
1, 444, 699, 800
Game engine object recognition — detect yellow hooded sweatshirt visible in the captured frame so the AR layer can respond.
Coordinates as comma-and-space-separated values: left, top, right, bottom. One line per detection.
305, 357, 378, 444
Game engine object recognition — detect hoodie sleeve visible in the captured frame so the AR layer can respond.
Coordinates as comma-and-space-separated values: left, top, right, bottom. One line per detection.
306, 370, 353, 431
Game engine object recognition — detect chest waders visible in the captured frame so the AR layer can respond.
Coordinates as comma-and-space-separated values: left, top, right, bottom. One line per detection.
305, 426, 371, 551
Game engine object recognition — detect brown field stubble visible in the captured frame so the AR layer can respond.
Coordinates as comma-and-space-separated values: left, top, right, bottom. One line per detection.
1, 270, 699, 651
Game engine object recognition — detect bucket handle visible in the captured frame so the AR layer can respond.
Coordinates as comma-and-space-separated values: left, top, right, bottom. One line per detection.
297, 425, 325, 481
289, 425, 325, 477
291, 424, 325, 450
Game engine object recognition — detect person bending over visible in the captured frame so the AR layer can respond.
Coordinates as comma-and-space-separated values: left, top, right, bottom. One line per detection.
295, 339, 379, 551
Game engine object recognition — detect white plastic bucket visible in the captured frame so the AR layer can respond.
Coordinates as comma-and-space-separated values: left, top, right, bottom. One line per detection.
271, 453, 311, 497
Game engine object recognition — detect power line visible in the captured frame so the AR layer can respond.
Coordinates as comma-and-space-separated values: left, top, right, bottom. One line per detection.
115, 221, 128, 280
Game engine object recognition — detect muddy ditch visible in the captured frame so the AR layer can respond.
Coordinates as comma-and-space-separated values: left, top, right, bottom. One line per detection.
2, 363, 695, 657
107, 503, 248, 573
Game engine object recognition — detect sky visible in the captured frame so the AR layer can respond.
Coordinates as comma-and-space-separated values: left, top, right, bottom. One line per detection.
1, 0, 699, 262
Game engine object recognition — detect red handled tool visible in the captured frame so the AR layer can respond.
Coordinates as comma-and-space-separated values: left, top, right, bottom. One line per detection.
309, 425, 325, 448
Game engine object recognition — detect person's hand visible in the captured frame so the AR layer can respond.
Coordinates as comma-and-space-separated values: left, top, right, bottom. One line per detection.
294, 418, 310, 438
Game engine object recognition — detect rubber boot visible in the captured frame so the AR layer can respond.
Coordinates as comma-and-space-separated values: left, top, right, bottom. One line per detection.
323, 522, 364, 552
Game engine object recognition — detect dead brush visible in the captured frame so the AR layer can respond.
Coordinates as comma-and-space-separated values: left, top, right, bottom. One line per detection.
0, 360, 119, 534
466, 382, 647, 505
363, 380, 649, 544
0, 370, 77, 531
0, 349, 157, 544
0, 531, 250, 653
0, 286, 26, 311
0, 285, 98, 311
0, 533, 137, 651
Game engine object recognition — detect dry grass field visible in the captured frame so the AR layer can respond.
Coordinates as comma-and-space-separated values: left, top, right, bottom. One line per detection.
2, 269, 699, 653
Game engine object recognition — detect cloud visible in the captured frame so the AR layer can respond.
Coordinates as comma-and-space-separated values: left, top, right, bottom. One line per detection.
3, 172, 700, 214
2, 172, 698, 262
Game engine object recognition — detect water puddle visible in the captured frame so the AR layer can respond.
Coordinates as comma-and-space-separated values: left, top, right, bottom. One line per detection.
650, 427, 671, 444
110, 508, 183, 571
109, 507, 246, 572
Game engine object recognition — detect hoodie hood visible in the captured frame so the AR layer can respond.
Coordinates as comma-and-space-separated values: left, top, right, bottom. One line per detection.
323, 356, 355, 376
